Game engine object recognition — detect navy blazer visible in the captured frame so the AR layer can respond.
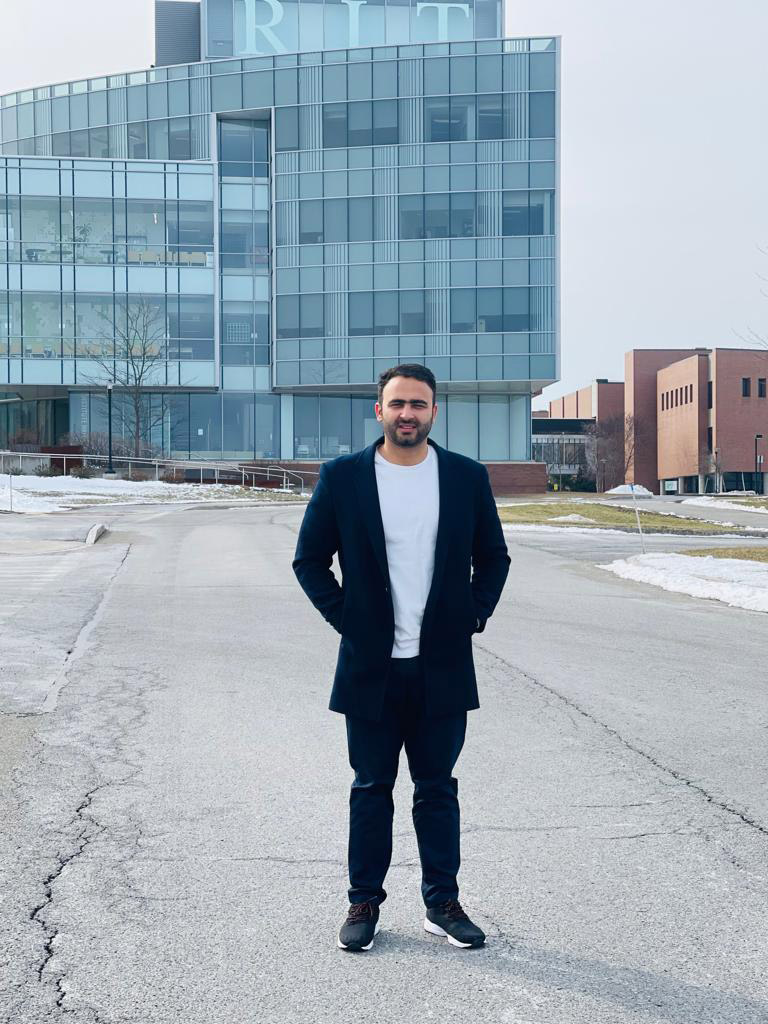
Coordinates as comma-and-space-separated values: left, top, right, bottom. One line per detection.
292, 436, 511, 722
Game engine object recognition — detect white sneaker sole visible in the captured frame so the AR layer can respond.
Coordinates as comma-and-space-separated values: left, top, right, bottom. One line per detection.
424, 918, 476, 948
337, 922, 380, 951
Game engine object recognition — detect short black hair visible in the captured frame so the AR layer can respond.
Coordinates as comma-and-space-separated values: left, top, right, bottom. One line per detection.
377, 363, 437, 405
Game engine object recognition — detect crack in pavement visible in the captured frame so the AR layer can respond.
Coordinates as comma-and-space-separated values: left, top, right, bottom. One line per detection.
475, 642, 768, 841
40, 547, 131, 717
12, 544, 141, 1020
29, 783, 108, 1003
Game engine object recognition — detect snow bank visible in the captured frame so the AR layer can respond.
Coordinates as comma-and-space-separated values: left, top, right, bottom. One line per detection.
504, 523, 650, 538
605, 484, 654, 497
549, 513, 597, 523
0, 473, 293, 514
682, 497, 768, 515
598, 552, 768, 613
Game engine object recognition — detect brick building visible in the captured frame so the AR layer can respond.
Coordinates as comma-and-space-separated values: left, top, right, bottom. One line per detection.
538, 349, 768, 494
547, 379, 624, 422
657, 349, 768, 494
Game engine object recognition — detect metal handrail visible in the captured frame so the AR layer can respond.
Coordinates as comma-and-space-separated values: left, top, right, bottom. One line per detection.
0, 449, 306, 495
247, 462, 307, 491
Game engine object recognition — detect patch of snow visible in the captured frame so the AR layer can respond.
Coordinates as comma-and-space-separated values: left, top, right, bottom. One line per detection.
592, 500, 747, 530
549, 513, 597, 523
604, 484, 654, 497
598, 552, 768, 613
0, 473, 295, 514
682, 497, 768, 515
504, 523, 652, 538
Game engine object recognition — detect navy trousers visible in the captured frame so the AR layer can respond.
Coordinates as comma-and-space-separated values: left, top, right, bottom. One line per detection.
345, 655, 467, 908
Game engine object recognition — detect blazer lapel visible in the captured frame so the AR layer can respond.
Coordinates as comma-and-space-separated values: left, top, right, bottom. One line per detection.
354, 438, 390, 584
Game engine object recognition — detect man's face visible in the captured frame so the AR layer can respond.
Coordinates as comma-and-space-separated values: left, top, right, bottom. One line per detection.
375, 377, 437, 448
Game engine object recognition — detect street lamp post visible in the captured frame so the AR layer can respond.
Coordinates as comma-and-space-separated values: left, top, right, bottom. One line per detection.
105, 382, 116, 477
756, 434, 763, 495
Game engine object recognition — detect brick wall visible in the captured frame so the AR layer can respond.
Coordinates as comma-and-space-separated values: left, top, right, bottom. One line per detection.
657, 354, 708, 480
625, 349, 699, 492
712, 349, 768, 471
594, 381, 624, 423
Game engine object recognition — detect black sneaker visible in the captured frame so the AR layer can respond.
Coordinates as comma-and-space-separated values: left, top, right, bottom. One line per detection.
424, 899, 485, 948
337, 900, 380, 951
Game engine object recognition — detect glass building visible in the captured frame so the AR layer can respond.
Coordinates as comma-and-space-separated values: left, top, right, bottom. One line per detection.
0, 0, 559, 464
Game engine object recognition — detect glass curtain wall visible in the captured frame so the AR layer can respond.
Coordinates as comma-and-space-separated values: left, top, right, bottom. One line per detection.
292, 392, 527, 460
218, 119, 271, 389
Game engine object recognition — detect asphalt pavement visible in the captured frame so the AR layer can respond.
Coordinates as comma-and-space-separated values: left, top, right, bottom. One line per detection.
0, 501, 766, 1024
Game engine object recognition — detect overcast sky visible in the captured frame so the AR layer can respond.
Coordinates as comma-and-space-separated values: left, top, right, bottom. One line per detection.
2, 0, 768, 408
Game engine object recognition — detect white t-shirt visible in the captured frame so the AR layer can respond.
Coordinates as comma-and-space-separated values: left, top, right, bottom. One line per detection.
374, 444, 440, 658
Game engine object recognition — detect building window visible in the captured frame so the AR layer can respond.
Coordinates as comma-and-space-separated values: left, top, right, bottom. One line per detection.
742, 377, 751, 397
707, 380, 713, 409
759, 378, 766, 398
707, 426, 713, 453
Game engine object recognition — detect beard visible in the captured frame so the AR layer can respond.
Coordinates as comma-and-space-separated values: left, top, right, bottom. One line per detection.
382, 416, 433, 448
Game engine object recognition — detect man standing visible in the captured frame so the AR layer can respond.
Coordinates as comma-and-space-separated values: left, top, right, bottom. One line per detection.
293, 364, 510, 952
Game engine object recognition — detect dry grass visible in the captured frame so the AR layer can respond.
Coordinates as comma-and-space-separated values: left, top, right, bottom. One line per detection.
497, 500, 742, 534
679, 547, 768, 563
724, 497, 768, 511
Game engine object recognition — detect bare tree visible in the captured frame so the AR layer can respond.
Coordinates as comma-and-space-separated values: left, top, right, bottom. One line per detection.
698, 444, 724, 493
80, 295, 172, 457
585, 414, 640, 490
58, 431, 138, 459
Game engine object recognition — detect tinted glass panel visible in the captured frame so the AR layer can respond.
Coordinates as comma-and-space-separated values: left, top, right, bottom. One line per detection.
348, 102, 372, 147
323, 104, 347, 148
324, 198, 347, 243
502, 192, 528, 235
349, 197, 372, 242
349, 292, 373, 336
529, 92, 556, 138
275, 107, 299, 151
451, 289, 475, 332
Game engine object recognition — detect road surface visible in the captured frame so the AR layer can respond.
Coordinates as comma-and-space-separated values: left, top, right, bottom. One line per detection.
1, 502, 765, 1024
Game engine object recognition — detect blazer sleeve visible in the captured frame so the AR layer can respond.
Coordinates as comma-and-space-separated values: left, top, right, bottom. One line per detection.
471, 465, 511, 632
292, 463, 345, 634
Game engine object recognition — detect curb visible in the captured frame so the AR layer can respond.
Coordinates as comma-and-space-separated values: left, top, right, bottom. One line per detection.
85, 523, 108, 545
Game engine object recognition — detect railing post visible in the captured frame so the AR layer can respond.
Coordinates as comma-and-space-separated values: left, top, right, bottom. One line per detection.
156, 461, 159, 481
